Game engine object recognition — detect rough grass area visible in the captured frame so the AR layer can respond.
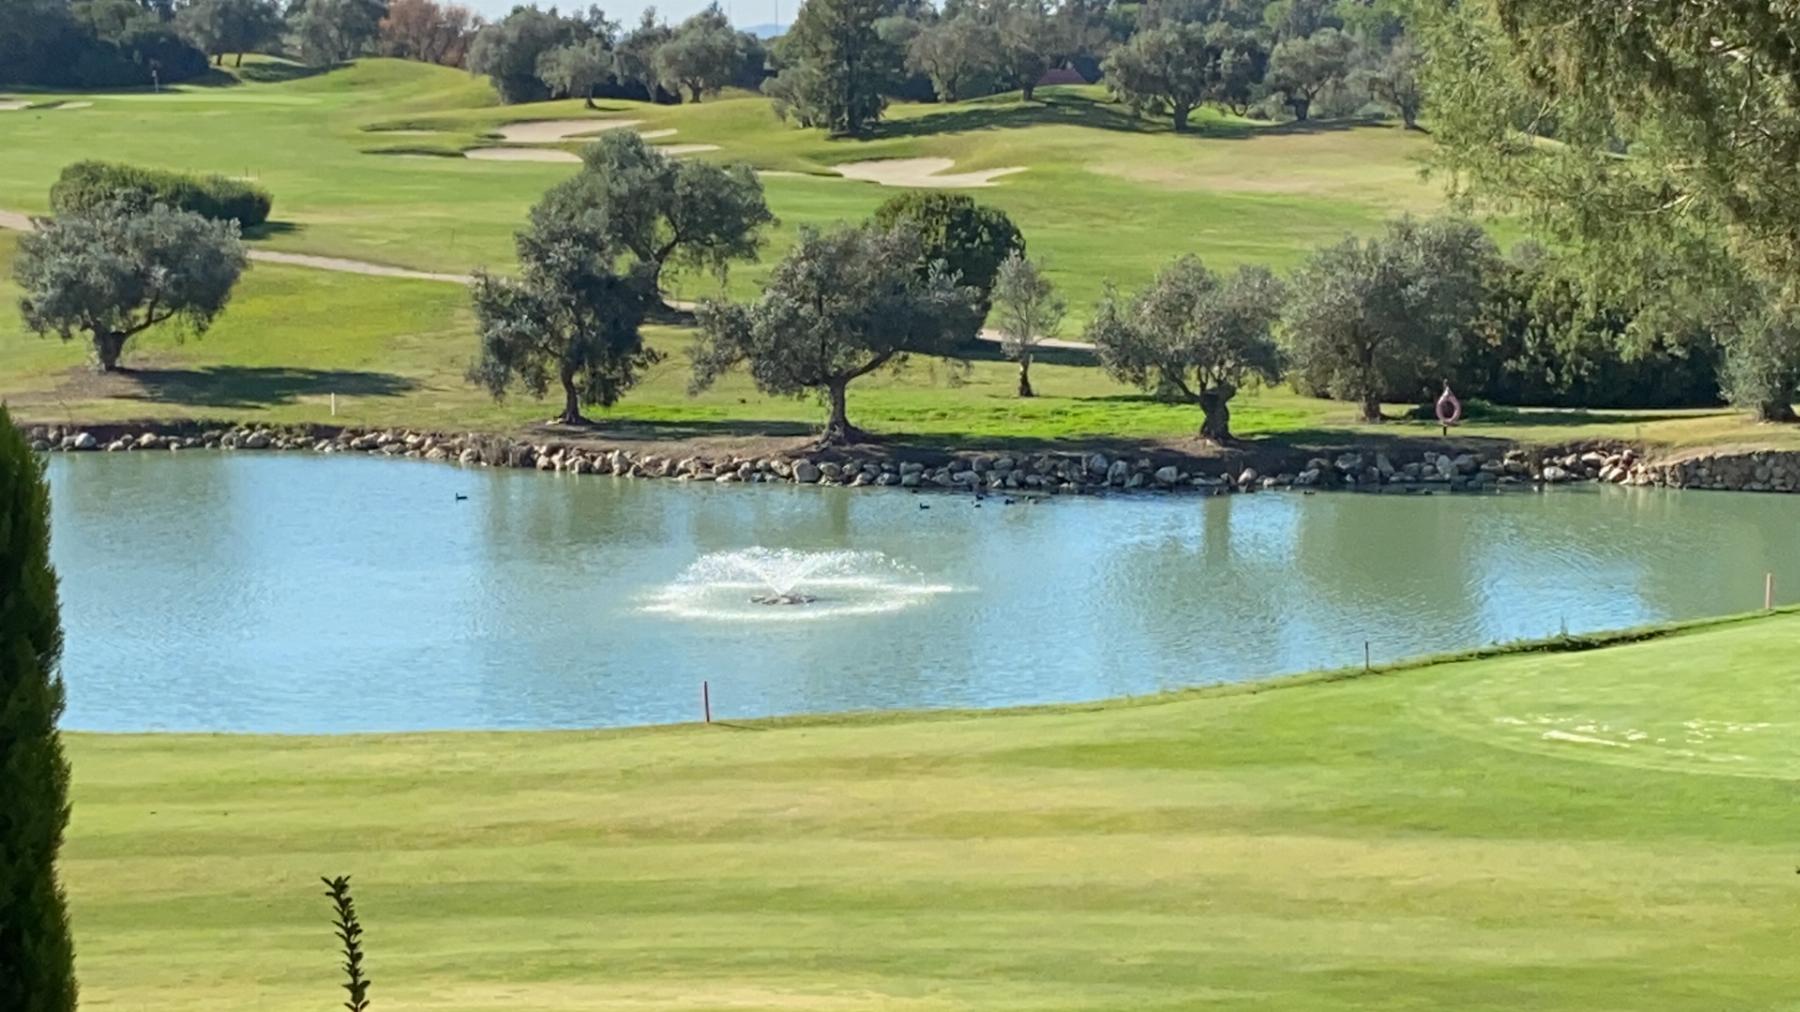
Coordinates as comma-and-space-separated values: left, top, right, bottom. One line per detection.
63, 611, 1800, 1011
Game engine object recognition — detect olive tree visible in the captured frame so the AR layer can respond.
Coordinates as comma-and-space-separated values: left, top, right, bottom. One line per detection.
176, 0, 282, 67
1103, 22, 1265, 131
1266, 26, 1355, 121
992, 251, 1064, 398
690, 224, 980, 445
537, 37, 612, 108
652, 4, 747, 103
906, 14, 996, 103
13, 200, 246, 372
570, 131, 774, 302
1282, 216, 1496, 422
1087, 256, 1284, 441
467, 194, 659, 425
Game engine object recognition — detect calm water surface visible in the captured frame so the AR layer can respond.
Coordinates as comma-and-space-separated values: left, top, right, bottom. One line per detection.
44, 453, 1800, 732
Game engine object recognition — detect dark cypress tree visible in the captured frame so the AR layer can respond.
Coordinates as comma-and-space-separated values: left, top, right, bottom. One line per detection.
0, 404, 77, 1012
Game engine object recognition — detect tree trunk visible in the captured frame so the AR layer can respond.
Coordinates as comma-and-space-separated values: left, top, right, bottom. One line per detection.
1401, 105, 1417, 130
688, 85, 702, 104
235, 52, 243, 68
1290, 96, 1311, 121
1017, 356, 1034, 398
214, 53, 223, 66
558, 369, 585, 425
1022, 81, 1035, 102
1360, 394, 1383, 423
1198, 389, 1232, 442
1756, 398, 1798, 422
1172, 103, 1191, 132
93, 331, 126, 372
583, 88, 596, 110
819, 380, 865, 445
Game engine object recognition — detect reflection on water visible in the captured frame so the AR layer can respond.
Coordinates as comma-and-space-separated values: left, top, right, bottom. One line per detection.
44, 453, 1800, 733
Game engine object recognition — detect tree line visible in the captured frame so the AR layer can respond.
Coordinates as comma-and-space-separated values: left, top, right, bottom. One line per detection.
766, 0, 1420, 135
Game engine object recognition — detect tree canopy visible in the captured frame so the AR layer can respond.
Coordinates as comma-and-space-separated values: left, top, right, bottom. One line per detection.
1281, 216, 1497, 422
1103, 22, 1265, 131
175, 0, 281, 67
652, 4, 749, 102
537, 36, 612, 107
690, 224, 980, 444
1087, 256, 1284, 440
764, 0, 895, 135
13, 200, 247, 372
467, 193, 660, 425
570, 131, 775, 298
291, 0, 387, 66
991, 251, 1065, 398
1417, 0, 1800, 419
906, 14, 997, 103
1266, 25, 1354, 121
871, 190, 1022, 327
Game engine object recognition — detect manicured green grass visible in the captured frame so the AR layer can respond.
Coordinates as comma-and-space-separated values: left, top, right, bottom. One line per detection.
63, 612, 1800, 1010
0, 58, 1443, 319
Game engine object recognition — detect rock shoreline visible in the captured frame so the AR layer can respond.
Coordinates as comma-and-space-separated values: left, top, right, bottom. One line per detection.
17, 422, 1800, 495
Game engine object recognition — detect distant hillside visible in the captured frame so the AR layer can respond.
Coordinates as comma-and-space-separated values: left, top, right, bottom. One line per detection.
741, 22, 788, 38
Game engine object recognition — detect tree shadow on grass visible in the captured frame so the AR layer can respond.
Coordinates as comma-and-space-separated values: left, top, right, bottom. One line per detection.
115, 366, 418, 409
241, 220, 302, 241
864, 90, 1395, 144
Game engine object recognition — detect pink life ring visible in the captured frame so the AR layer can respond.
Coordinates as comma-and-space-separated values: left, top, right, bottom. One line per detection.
1435, 384, 1462, 426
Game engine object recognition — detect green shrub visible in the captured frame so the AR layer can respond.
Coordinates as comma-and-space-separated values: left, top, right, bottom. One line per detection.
49, 161, 273, 227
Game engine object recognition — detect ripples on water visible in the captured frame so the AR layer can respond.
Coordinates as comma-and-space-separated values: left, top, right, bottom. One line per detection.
43, 453, 1800, 732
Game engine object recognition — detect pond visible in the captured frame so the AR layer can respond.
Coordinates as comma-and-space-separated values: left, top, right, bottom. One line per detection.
44, 452, 1800, 733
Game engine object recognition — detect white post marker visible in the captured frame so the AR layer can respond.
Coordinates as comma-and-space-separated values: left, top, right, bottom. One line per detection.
330, 393, 337, 417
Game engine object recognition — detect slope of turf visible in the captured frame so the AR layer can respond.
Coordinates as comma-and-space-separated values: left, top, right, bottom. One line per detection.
62, 612, 1800, 1010
0, 58, 1444, 317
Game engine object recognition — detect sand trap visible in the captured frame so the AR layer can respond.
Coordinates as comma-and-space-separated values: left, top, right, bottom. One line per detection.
369, 129, 441, 136
464, 147, 581, 164
834, 157, 1025, 188
493, 118, 640, 143
639, 128, 677, 139
0, 210, 37, 232
50, 101, 92, 110
657, 144, 719, 156
0, 100, 28, 111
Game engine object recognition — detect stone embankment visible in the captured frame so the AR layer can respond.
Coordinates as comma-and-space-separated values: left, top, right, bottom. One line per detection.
17, 422, 1798, 494
1627, 450, 1800, 493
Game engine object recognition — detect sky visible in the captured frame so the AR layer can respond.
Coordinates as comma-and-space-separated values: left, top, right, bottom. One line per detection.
464, 0, 791, 31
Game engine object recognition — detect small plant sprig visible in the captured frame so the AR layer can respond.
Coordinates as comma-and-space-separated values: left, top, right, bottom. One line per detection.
323, 875, 371, 1012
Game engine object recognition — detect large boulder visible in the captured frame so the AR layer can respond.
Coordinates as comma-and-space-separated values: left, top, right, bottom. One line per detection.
792, 460, 821, 484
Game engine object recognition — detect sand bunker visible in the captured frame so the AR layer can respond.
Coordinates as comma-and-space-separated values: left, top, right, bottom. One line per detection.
51, 101, 93, 110
493, 118, 641, 143
833, 158, 1025, 188
464, 147, 581, 164
369, 129, 441, 136
0, 100, 28, 111
657, 144, 720, 156
640, 128, 677, 139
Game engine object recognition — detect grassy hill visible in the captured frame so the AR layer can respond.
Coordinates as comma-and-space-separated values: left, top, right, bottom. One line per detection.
0, 58, 1443, 309
62, 611, 1800, 1010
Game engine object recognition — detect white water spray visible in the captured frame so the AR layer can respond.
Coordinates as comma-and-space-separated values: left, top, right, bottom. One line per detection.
643, 548, 955, 622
